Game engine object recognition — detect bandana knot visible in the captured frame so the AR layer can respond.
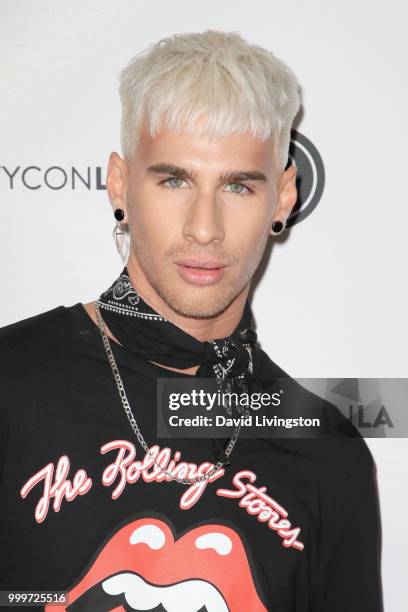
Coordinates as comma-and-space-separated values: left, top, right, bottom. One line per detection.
97, 266, 258, 391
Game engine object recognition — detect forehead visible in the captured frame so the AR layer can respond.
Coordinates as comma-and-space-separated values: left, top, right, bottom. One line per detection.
134, 118, 277, 174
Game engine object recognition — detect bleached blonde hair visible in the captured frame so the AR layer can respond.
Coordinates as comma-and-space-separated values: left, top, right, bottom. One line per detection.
119, 29, 301, 171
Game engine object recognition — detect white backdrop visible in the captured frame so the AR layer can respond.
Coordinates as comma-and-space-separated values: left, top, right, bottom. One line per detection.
1, 1, 407, 609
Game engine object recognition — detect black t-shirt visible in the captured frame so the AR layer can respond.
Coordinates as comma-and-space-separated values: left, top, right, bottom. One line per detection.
0, 303, 383, 611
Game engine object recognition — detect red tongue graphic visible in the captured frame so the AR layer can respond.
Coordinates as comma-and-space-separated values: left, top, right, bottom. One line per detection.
45, 516, 267, 611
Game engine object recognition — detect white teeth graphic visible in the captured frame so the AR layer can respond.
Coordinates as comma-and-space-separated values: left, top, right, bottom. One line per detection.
102, 572, 229, 611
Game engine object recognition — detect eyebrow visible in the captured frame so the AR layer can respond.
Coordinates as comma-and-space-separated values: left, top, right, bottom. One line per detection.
146, 163, 268, 183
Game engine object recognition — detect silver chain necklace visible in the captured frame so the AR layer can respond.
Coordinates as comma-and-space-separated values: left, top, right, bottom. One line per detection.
93, 300, 250, 485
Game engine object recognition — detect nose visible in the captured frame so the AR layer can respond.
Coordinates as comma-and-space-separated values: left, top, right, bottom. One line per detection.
182, 189, 225, 245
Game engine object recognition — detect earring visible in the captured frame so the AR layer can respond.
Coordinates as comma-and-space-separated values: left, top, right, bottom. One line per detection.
271, 220, 285, 235
112, 209, 125, 253
114, 208, 125, 221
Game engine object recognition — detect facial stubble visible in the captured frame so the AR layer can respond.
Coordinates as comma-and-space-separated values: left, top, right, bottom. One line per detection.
129, 227, 271, 320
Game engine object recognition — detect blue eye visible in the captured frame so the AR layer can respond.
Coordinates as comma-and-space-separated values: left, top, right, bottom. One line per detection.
161, 177, 186, 189
225, 182, 250, 194
159, 178, 252, 194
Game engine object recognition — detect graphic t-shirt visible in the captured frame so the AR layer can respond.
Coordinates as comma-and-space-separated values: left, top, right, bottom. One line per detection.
0, 303, 382, 611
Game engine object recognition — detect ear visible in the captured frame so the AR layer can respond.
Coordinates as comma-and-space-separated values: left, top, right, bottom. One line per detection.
269, 163, 297, 235
106, 152, 129, 222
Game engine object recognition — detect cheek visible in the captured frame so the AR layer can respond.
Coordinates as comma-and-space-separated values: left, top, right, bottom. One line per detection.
128, 186, 181, 246
132, 214, 175, 258
225, 201, 272, 249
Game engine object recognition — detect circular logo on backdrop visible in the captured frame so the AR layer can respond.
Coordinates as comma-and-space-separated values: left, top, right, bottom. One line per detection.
285, 130, 325, 227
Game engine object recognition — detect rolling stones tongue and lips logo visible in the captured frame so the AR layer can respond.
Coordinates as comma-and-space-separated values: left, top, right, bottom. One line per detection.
20, 440, 304, 611
44, 516, 267, 612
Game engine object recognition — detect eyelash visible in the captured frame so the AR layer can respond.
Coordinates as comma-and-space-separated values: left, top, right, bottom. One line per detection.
158, 177, 253, 195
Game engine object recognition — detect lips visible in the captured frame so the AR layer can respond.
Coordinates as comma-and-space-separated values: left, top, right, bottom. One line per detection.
175, 259, 227, 286
175, 259, 226, 270
45, 516, 267, 611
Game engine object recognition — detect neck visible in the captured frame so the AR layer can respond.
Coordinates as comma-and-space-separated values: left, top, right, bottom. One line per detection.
126, 254, 249, 343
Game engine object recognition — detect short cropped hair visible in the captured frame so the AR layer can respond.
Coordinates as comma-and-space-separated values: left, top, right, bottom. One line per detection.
119, 29, 301, 171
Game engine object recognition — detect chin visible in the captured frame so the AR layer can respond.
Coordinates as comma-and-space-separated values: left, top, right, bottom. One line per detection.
165, 295, 232, 320
139, 259, 248, 320
158, 282, 240, 320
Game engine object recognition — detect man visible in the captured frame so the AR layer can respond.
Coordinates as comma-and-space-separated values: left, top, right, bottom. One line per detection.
0, 30, 382, 611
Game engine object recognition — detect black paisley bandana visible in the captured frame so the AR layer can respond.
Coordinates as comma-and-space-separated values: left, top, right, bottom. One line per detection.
97, 265, 259, 392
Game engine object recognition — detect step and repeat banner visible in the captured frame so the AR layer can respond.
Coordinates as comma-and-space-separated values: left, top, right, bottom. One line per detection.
1, 1, 407, 609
